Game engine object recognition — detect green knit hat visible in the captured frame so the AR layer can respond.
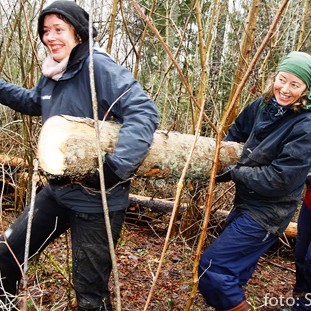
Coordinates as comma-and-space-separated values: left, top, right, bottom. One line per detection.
277, 51, 311, 107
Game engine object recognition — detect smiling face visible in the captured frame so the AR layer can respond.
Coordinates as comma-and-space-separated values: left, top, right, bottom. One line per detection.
273, 71, 307, 106
42, 14, 79, 62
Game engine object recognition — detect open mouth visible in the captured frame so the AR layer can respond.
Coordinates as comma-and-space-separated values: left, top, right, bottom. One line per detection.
50, 45, 63, 53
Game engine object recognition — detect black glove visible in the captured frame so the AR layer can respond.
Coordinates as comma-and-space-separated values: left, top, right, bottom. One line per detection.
215, 165, 236, 183
306, 171, 311, 185
84, 159, 122, 189
103, 161, 123, 188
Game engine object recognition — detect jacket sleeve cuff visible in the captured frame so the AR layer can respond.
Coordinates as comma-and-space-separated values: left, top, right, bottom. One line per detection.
104, 154, 132, 180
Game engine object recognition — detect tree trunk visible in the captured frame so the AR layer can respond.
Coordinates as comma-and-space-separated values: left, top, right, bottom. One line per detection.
38, 115, 243, 179
106, 0, 119, 54
220, 0, 260, 135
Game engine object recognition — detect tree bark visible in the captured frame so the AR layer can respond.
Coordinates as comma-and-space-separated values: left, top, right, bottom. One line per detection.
38, 115, 243, 180
220, 0, 260, 135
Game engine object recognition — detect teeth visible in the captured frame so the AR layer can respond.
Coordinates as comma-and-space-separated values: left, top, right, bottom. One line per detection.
279, 93, 290, 99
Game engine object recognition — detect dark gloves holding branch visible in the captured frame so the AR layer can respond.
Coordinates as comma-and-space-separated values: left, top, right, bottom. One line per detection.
215, 165, 236, 183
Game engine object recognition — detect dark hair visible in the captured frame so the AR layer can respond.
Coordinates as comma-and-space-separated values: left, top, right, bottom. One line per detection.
53, 13, 82, 44
38, 1, 98, 43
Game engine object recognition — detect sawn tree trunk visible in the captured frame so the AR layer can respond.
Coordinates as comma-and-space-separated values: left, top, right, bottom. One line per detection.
38, 115, 243, 180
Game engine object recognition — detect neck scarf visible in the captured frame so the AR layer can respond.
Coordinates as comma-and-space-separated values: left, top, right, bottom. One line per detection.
42, 55, 69, 80
271, 97, 288, 116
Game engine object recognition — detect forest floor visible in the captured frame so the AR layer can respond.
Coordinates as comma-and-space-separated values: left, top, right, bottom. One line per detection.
1, 205, 297, 311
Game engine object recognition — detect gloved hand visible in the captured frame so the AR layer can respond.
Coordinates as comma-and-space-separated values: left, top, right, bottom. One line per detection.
215, 165, 236, 183
306, 171, 311, 185
103, 161, 123, 188
84, 158, 122, 189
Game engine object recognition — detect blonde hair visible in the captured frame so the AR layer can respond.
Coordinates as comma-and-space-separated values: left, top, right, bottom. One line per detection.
262, 73, 310, 111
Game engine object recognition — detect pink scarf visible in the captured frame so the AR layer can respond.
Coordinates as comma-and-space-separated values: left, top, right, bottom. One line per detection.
42, 55, 69, 80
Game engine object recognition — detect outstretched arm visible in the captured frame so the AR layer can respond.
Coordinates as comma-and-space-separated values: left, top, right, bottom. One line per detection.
0, 79, 41, 116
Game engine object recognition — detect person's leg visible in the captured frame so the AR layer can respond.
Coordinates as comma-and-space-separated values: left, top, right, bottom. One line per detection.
198, 211, 278, 310
294, 202, 311, 292
0, 186, 70, 306
70, 210, 125, 311
292, 202, 311, 311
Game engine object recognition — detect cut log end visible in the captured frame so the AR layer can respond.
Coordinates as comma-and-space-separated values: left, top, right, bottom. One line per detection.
38, 116, 68, 175
38, 115, 98, 176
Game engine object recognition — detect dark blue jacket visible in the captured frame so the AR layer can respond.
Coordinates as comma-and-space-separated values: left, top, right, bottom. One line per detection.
0, 42, 158, 212
226, 97, 311, 235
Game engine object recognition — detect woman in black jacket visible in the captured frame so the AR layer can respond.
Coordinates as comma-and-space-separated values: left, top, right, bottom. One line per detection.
198, 51, 311, 311
0, 1, 158, 310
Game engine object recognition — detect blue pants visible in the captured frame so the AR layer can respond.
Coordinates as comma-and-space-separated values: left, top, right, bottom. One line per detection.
198, 211, 278, 310
292, 202, 311, 311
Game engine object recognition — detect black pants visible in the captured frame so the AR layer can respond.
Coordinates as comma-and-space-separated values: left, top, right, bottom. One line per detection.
0, 186, 125, 310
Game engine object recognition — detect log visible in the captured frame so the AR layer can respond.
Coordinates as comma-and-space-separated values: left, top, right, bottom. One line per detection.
129, 194, 298, 238
0, 154, 28, 167
38, 115, 243, 180
129, 194, 187, 213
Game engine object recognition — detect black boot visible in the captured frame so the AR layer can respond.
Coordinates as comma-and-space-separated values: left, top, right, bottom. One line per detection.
77, 294, 114, 311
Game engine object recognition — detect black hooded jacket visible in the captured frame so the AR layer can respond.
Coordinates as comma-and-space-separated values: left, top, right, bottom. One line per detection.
226, 97, 311, 235
0, 4, 158, 212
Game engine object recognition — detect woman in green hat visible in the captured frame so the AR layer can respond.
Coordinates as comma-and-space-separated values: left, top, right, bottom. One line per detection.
198, 51, 311, 311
